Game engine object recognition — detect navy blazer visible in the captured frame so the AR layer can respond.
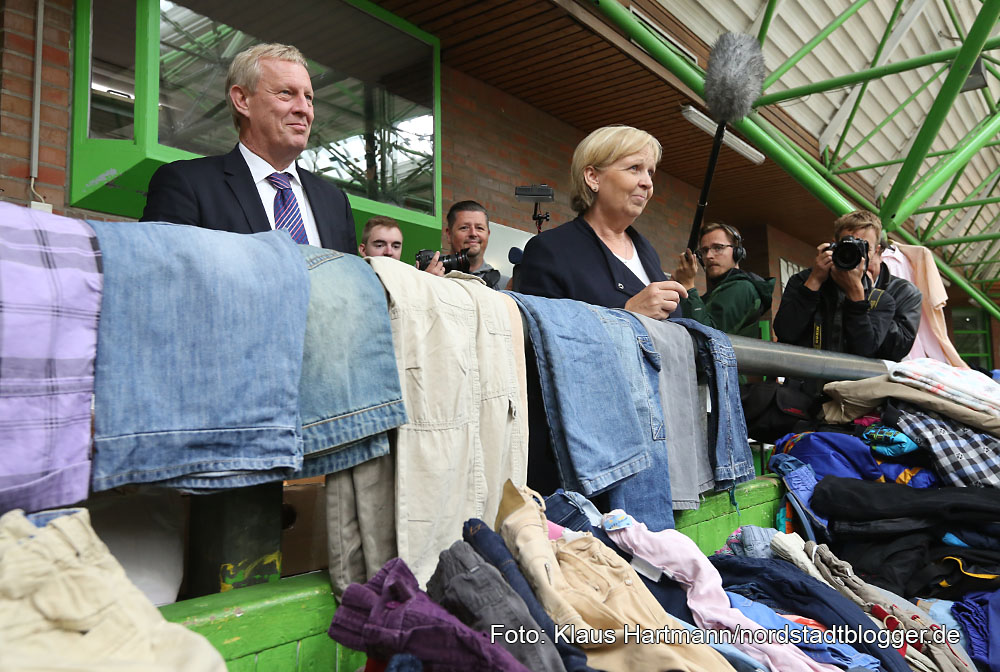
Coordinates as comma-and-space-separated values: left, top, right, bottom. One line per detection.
517, 216, 668, 308
141, 145, 357, 254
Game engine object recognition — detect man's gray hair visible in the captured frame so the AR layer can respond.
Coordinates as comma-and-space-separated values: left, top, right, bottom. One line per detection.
225, 43, 308, 131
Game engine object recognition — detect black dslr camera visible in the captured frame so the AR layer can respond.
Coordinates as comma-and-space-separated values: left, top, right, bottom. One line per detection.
415, 248, 471, 273
827, 236, 869, 270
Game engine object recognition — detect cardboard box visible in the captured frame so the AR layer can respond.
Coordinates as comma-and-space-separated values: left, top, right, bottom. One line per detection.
280, 481, 328, 577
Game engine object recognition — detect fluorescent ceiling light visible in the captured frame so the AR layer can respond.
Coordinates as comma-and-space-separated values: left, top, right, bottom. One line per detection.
680, 105, 766, 166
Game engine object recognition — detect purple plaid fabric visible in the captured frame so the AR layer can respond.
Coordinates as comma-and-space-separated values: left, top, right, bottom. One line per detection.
0, 202, 102, 513
266, 172, 308, 244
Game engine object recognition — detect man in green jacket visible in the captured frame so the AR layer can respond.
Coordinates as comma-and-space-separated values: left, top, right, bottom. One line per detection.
672, 222, 775, 337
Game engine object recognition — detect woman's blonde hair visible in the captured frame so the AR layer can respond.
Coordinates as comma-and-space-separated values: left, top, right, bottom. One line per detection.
570, 125, 662, 214
226, 43, 309, 131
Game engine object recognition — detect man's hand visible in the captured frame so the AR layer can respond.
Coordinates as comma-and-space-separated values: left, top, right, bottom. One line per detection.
418, 251, 445, 276
625, 280, 689, 320
831, 263, 866, 302
804, 242, 834, 291
672, 249, 698, 291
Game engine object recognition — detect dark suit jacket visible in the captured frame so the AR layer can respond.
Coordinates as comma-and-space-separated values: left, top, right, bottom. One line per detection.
517, 216, 668, 308
141, 145, 357, 254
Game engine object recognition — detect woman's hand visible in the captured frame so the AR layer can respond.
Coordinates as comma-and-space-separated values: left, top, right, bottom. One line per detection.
625, 280, 689, 319
672, 249, 698, 291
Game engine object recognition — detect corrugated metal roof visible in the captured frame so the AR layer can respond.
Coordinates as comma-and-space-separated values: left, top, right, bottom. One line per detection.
663, 0, 1000, 274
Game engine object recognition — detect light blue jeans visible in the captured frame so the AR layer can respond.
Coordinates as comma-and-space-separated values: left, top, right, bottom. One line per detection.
89, 221, 309, 491
670, 318, 755, 489
593, 308, 674, 530
291, 246, 406, 478
507, 292, 654, 497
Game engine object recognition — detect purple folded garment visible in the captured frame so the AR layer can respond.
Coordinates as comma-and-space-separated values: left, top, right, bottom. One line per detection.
329, 557, 531, 672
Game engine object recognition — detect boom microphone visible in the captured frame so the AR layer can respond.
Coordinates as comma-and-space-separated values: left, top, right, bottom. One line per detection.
686, 33, 766, 254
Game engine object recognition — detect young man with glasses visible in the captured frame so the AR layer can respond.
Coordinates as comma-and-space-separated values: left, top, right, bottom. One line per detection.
672, 222, 775, 336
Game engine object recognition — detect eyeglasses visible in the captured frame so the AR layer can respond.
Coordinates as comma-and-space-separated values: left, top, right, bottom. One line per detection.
696, 243, 733, 258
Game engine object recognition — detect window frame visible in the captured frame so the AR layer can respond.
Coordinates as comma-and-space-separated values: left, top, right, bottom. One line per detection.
71, 0, 443, 252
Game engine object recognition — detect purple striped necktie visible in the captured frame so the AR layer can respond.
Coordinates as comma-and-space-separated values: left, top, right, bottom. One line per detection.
266, 172, 308, 244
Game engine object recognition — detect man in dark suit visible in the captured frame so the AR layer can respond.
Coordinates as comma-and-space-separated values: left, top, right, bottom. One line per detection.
141, 43, 356, 253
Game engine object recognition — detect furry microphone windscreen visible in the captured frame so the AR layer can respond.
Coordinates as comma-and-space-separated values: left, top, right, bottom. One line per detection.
704, 32, 766, 124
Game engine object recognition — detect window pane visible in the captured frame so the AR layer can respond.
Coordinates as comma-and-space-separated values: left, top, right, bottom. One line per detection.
90, 0, 137, 139
158, 0, 435, 214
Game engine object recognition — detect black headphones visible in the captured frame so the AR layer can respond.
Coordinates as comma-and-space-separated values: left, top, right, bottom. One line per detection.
695, 223, 746, 267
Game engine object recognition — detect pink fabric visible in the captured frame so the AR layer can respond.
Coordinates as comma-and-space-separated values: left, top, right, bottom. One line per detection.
852, 415, 881, 427
546, 519, 564, 540
882, 245, 967, 368
606, 513, 841, 672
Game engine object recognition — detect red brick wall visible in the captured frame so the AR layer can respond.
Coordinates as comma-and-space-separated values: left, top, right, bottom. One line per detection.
440, 66, 699, 280
766, 223, 819, 320
0, 0, 71, 212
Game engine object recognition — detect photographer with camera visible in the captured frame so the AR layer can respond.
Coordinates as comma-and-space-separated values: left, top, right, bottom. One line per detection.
416, 201, 507, 290
774, 210, 914, 360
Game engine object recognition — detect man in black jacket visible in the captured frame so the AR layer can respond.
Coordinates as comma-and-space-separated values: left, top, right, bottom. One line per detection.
774, 210, 919, 360
141, 43, 356, 253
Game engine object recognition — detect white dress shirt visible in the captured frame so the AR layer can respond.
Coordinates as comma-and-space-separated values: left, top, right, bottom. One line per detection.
238, 142, 321, 247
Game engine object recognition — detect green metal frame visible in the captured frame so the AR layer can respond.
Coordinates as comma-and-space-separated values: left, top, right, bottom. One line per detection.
590, 0, 1000, 321
70, 0, 443, 255
755, 34, 1000, 108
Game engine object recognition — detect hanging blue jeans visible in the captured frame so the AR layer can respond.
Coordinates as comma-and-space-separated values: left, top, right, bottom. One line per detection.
90, 221, 309, 491
669, 318, 755, 490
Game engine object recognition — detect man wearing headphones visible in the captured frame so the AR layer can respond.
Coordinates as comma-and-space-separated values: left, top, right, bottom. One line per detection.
672, 222, 775, 337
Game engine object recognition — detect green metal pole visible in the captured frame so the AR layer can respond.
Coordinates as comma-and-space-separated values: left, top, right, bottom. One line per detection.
924, 231, 1000, 246
913, 196, 1000, 215
916, 140, 1000, 240
918, 162, 969, 237
941, 0, 998, 113
829, 0, 906, 167
948, 204, 1000, 263
750, 112, 878, 211
952, 257, 1000, 267
757, 0, 780, 45
763, 0, 873, 90
835, 137, 1000, 173
879, 0, 1000, 230
973, 239, 1000, 276
755, 35, 1000, 107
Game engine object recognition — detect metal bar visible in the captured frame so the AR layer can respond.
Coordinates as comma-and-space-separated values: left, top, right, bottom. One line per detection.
906, 111, 994, 198
835, 136, 1000, 173
730, 335, 887, 380
751, 112, 878, 210
757, 0, 780, 45
948, 210, 1000, 264
829, 0, 907, 166
951, 257, 1000, 267
918, 162, 968, 237
972, 240, 1000, 277
755, 34, 1000, 107
819, 0, 931, 153
762, 0, 873, 90
941, 0, 998, 113
924, 231, 1000, 246
880, 0, 1000, 231
945, 177, 1000, 263
920, 163, 1000, 240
